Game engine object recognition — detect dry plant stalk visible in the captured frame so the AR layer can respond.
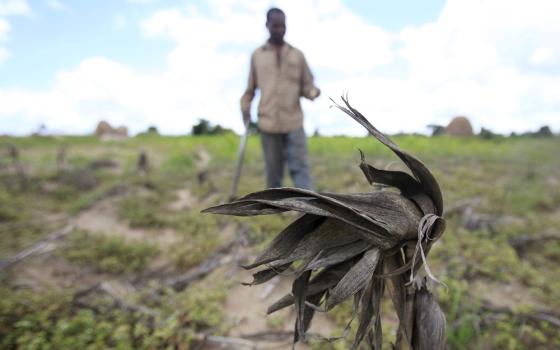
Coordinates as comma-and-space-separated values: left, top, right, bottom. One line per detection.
203, 97, 447, 350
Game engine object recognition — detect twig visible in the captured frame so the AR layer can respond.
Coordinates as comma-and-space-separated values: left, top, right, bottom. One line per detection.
241, 330, 294, 341
0, 224, 74, 271
163, 242, 234, 291
508, 232, 560, 257
72, 282, 102, 300
99, 281, 160, 318
481, 303, 560, 328
509, 232, 560, 247
197, 334, 257, 348
73, 281, 160, 319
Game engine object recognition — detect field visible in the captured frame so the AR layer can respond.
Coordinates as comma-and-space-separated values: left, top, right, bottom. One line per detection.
1, 131, 559, 349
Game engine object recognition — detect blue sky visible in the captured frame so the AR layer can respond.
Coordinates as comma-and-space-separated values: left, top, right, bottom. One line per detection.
1, 1, 172, 88
0, 0, 559, 135
1, 0, 445, 88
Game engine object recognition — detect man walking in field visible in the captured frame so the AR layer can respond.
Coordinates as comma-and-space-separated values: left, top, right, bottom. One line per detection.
240, 7, 320, 190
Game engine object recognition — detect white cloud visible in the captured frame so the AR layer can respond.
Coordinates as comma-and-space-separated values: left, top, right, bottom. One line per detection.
0, 0, 29, 66
530, 47, 555, 66
389, 0, 560, 133
0, 0, 30, 16
0, 0, 559, 135
47, 0, 65, 11
0, 17, 10, 42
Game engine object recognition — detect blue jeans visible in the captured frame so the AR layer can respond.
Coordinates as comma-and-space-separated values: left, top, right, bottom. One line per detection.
260, 128, 313, 190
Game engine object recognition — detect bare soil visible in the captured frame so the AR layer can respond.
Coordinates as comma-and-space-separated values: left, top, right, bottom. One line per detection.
73, 196, 179, 248
224, 268, 335, 349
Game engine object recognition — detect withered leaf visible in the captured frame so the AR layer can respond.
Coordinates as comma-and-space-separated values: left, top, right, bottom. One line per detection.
333, 96, 443, 215
304, 240, 371, 271
242, 214, 325, 269
267, 261, 354, 314
327, 248, 380, 310
293, 270, 312, 342
242, 263, 292, 286
202, 98, 447, 349
413, 280, 447, 350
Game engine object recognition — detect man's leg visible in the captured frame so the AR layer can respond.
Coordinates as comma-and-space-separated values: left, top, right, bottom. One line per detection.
260, 131, 285, 188
286, 128, 313, 190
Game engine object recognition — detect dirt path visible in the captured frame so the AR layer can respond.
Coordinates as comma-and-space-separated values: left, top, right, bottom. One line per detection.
168, 188, 197, 211
10, 253, 107, 291
471, 278, 545, 309
72, 196, 179, 249
222, 267, 336, 350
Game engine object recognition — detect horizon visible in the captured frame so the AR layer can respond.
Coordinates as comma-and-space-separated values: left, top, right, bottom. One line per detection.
1, 117, 555, 138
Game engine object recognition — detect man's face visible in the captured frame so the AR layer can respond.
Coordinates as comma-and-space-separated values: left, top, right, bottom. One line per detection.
266, 12, 286, 44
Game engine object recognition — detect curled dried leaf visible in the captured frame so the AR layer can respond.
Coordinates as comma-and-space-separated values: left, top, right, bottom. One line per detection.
203, 98, 447, 349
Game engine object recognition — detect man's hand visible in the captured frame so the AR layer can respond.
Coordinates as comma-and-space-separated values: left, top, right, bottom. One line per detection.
310, 87, 321, 100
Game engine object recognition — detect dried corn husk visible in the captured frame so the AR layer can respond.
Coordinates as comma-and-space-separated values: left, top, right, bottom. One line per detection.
203, 96, 447, 349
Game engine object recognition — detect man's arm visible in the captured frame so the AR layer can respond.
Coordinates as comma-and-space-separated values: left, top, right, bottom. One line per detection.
240, 54, 257, 124
301, 55, 320, 100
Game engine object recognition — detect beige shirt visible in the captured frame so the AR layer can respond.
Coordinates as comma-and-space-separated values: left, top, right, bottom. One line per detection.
240, 41, 319, 133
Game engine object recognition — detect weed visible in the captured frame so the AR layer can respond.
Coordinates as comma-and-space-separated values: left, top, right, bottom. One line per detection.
119, 195, 167, 228
62, 229, 159, 273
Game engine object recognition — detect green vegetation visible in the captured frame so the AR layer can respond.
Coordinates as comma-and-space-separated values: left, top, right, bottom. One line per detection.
0, 271, 230, 350
169, 212, 224, 269
0, 186, 44, 256
1, 133, 559, 349
62, 229, 159, 274
119, 195, 168, 228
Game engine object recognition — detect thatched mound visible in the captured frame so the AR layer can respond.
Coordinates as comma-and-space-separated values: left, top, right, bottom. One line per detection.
445, 116, 473, 136
95, 121, 128, 139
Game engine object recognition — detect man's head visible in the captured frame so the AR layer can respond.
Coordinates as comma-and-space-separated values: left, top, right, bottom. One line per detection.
266, 8, 286, 45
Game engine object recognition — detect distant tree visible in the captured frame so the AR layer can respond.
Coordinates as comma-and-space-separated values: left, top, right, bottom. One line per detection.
479, 127, 498, 139
191, 119, 211, 135
535, 126, 552, 137
136, 126, 159, 137
520, 125, 554, 137
427, 124, 445, 136
191, 119, 233, 135
212, 125, 229, 134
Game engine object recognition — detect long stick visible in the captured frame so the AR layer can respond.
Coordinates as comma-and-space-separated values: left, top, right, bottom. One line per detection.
0, 224, 74, 271
229, 120, 250, 201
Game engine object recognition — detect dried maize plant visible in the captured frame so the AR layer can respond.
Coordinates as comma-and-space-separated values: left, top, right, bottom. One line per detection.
203, 97, 447, 350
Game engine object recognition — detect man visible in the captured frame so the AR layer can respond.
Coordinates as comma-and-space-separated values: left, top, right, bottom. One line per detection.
240, 7, 320, 190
